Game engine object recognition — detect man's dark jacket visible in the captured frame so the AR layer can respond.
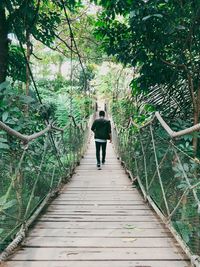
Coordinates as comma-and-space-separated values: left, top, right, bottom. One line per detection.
91, 118, 111, 140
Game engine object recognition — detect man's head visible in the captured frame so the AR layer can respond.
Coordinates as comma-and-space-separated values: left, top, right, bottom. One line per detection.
99, 110, 105, 117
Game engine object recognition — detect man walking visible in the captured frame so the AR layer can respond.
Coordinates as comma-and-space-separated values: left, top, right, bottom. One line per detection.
91, 110, 112, 170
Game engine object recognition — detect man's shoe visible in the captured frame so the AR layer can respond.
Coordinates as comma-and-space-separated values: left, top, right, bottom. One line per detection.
102, 161, 105, 165
97, 164, 101, 170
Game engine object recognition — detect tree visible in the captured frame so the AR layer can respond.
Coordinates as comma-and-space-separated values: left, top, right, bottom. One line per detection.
51, 11, 104, 71
94, 1, 200, 118
94, 0, 200, 151
0, 0, 82, 84
0, 5, 9, 83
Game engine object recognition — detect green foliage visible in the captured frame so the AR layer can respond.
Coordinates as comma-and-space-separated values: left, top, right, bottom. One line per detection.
3, 0, 94, 82
5, 1, 62, 45
77, 65, 95, 91
0, 83, 42, 133
8, 45, 26, 82
95, 0, 200, 86
35, 78, 94, 126
112, 98, 134, 127
37, 78, 71, 93
174, 221, 192, 244
53, 92, 93, 126
0, 196, 17, 212
95, 0, 200, 123
171, 119, 197, 156
73, 14, 104, 64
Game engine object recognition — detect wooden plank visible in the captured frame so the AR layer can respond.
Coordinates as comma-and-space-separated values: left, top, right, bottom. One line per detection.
73, 172, 127, 176
47, 205, 149, 210
76, 165, 124, 170
28, 228, 171, 238
60, 187, 134, 189
69, 177, 129, 181
51, 201, 147, 205
37, 216, 159, 222
2, 260, 191, 267
49, 201, 146, 205
55, 196, 144, 201
61, 186, 134, 189
44, 210, 154, 215
34, 221, 164, 229
47, 203, 149, 212
59, 189, 135, 191
56, 188, 138, 193
10, 247, 188, 261
24, 236, 177, 248
53, 196, 144, 201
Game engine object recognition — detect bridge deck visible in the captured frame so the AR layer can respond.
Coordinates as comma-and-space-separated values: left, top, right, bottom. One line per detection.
2, 138, 190, 267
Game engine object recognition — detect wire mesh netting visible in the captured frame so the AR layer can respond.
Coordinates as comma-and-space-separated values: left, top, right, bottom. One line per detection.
0, 118, 91, 252
112, 120, 200, 257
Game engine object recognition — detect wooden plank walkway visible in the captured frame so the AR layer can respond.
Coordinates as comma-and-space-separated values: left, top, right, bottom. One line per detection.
2, 138, 191, 267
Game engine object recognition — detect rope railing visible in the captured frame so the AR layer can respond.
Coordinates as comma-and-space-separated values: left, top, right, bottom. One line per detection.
0, 121, 52, 143
0, 113, 93, 262
0, 114, 86, 143
124, 111, 200, 137
112, 111, 200, 267
117, 112, 200, 138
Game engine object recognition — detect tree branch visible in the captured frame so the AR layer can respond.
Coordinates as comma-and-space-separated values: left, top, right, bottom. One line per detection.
32, 52, 42, 60
161, 58, 197, 118
54, 33, 78, 54
60, 0, 88, 90
161, 59, 187, 70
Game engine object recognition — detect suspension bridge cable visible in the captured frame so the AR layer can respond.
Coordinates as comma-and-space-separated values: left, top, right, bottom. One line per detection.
69, 27, 73, 169
18, 42, 43, 104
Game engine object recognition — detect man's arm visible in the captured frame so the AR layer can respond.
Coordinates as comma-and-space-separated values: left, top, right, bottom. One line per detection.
108, 121, 112, 143
91, 120, 96, 132
109, 133, 112, 143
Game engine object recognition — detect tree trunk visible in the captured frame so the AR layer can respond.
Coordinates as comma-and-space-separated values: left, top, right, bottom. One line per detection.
26, 31, 31, 96
192, 86, 200, 155
58, 61, 62, 78
0, 7, 8, 83
187, 72, 199, 155
194, 85, 200, 156
57, 55, 63, 79
193, 110, 198, 154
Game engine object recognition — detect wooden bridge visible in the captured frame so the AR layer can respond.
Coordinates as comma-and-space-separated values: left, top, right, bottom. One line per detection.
1, 136, 191, 267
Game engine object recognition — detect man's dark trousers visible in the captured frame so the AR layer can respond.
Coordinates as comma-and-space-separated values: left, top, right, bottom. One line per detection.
95, 141, 107, 164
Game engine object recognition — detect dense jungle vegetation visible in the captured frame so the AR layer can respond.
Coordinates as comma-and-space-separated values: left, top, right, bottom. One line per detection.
0, 0, 200, 261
